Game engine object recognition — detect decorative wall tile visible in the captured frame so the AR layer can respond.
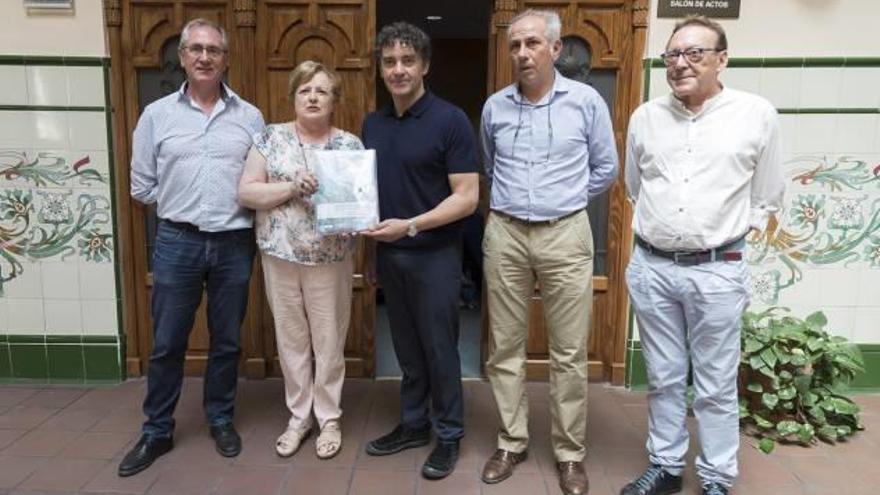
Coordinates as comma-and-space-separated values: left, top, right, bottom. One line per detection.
41, 262, 80, 299
833, 114, 878, 153
759, 68, 801, 108
44, 299, 83, 335
0, 150, 109, 189
26, 66, 69, 107
838, 67, 880, 109
80, 300, 118, 336
65, 67, 104, 108
0, 66, 28, 106
4, 262, 43, 299
67, 112, 106, 151
32, 111, 69, 149
799, 67, 842, 108
7, 298, 44, 334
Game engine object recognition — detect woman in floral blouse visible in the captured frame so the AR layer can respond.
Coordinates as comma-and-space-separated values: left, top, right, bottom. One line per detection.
238, 61, 363, 460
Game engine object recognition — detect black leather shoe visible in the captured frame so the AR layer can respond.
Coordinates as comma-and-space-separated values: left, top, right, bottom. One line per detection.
421, 440, 459, 479
620, 465, 682, 495
365, 424, 430, 456
117, 434, 173, 477
701, 482, 728, 495
210, 423, 241, 457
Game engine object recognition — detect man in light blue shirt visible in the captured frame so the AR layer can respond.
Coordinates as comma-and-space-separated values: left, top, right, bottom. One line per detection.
119, 18, 264, 478
479, 9, 618, 495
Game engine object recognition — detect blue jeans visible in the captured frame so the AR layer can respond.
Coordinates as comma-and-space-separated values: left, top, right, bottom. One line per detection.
142, 220, 255, 439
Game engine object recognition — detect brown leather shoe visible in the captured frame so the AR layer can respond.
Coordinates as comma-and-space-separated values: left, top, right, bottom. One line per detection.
557, 461, 589, 495
480, 448, 528, 484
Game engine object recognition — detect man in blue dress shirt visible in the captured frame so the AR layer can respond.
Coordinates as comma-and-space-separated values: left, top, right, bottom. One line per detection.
118, 18, 264, 477
479, 9, 618, 495
361, 22, 479, 480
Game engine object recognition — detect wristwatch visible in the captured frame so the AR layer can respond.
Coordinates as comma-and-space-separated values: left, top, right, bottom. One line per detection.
406, 218, 419, 237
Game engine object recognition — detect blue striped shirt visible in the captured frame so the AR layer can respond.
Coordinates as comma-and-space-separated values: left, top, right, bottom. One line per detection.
480, 72, 619, 221
130, 83, 265, 232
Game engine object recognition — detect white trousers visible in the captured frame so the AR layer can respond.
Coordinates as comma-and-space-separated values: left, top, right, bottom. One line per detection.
626, 245, 749, 488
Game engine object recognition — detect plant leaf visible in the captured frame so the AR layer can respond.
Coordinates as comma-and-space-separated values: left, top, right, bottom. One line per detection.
762, 393, 779, 409
805, 311, 828, 329
758, 437, 775, 453
747, 383, 763, 393
761, 347, 778, 368
776, 420, 801, 437
744, 338, 764, 354
778, 386, 797, 401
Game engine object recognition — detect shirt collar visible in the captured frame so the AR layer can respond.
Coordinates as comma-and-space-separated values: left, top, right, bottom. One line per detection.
668, 84, 727, 116
382, 90, 434, 119
504, 70, 571, 106
177, 82, 238, 103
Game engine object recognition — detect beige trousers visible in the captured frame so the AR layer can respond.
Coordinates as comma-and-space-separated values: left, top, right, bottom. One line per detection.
261, 252, 353, 430
484, 210, 594, 462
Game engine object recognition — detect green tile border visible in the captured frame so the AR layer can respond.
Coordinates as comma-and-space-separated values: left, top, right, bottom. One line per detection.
47, 345, 85, 381
10, 344, 48, 381
0, 55, 106, 66
0, 105, 105, 112
0, 334, 121, 383
776, 108, 880, 115
626, 343, 880, 390
7, 335, 45, 344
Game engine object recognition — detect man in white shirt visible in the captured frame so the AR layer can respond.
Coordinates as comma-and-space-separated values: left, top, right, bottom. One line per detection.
621, 16, 784, 495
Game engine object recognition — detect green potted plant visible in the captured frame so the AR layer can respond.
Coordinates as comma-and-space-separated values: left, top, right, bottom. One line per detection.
739, 307, 865, 453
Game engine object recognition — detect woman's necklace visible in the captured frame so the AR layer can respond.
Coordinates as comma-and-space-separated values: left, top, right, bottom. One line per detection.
292, 121, 332, 170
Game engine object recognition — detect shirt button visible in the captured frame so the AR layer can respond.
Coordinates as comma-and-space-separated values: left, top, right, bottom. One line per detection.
676, 235, 682, 240
678, 207, 684, 212
691, 118, 697, 122
684, 178, 690, 183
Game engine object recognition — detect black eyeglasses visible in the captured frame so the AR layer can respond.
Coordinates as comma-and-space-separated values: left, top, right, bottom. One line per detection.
511, 97, 554, 164
660, 47, 724, 65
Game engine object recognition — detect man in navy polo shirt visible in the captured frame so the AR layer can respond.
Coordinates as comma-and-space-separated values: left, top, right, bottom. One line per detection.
361, 21, 479, 480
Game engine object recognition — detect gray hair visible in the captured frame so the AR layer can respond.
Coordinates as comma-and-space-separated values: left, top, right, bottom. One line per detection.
179, 18, 229, 52
508, 9, 561, 43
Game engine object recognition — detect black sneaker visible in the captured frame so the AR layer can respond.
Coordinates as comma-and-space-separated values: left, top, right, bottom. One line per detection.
421, 440, 459, 479
117, 434, 173, 477
620, 465, 682, 495
365, 424, 430, 456
701, 482, 728, 495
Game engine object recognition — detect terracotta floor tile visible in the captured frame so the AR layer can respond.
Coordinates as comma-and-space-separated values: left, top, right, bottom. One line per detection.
146, 466, 226, 495
20, 388, 88, 409
17, 458, 106, 491
80, 454, 162, 494
3, 429, 80, 457
37, 407, 104, 432
89, 408, 144, 433
0, 455, 47, 489
59, 431, 133, 460
349, 469, 417, 495
481, 471, 549, 495
0, 388, 40, 408
212, 465, 287, 495
0, 406, 59, 430
416, 470, 481, 495
0, 430, 27, 452
281, 467, 352, 495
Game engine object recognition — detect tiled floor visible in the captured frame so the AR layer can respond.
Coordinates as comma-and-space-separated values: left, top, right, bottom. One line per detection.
0, 378, 878, 494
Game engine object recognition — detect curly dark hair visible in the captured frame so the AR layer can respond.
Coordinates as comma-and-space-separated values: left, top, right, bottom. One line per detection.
375, 21, 431, 63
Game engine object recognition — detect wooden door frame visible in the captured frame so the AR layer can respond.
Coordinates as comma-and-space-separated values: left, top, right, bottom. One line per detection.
485, 0, 647, 385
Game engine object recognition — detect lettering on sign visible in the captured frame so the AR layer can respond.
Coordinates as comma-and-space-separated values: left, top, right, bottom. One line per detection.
657, 0, 740, 18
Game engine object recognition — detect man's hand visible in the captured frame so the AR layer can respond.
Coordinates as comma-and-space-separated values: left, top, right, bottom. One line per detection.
361, 218, 409, 243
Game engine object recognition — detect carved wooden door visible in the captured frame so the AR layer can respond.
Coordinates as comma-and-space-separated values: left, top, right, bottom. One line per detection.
106, 0, 376, 379
485, 0, 647, 384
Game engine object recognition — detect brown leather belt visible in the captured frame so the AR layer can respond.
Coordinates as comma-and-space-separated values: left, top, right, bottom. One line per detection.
635, 235, 745, 265
491, 208, 584, 226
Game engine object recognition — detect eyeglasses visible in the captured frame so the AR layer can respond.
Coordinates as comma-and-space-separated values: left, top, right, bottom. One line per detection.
660, 47, 724, 65
182, 44, 227, 59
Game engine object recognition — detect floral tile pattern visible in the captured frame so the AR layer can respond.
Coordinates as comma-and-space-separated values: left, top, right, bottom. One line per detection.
0, 150, 111, 296
748, 155, 880, 305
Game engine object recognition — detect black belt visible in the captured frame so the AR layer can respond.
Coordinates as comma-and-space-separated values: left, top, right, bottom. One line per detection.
635, 235, 745, 265
160, 219, 252, 235
492, 208, 584, 226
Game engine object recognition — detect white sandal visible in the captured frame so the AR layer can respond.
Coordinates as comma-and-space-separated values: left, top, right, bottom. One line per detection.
315, 420, 342, 459
275, 424, 311, 457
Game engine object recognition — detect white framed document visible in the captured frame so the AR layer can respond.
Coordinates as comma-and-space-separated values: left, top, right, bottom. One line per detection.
310, 149, 379, 234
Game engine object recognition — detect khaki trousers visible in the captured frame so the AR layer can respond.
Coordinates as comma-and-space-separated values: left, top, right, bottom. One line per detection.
484, 210, 594, 462
261, 252, 353, 430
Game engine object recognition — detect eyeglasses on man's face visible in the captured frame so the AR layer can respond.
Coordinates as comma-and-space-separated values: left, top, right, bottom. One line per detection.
182, 44, 227, 59
660, 47, 724, 66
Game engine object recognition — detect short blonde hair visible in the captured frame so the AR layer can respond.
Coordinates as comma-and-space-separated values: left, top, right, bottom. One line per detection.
287, 61, 342, 103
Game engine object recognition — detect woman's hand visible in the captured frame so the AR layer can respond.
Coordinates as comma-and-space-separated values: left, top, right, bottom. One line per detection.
290, 170, 319, 197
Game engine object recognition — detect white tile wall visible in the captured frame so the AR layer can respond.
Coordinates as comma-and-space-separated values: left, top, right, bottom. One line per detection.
776, 268, 822, 308
852, 306, 880, 343
820, 306, 856, 340
0, 111, 35, 148
759, 68, 801, 108
799, 68, 842, 108
721, 67, 761, 95
32, 111, 69, 149
0, 297, 7, 331
43, 299, 83, 335
0, 66, 28, 105
838, 67, 880, 109
856, 269, 880, 308
67, 112, 106, 150
80, 299, 118, 335
648, 68, 669, 100
41, 262, 80, 299
833, 114, 879, 153
7, 298, 45, 334
66, 66, 105, 107
78, 262, 116, 300
26, 66, 69, 107
4, 262, 42, 298
795, 114, 837, 153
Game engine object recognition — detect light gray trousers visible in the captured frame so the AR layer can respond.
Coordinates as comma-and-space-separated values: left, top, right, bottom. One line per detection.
626, 246, 749, 488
